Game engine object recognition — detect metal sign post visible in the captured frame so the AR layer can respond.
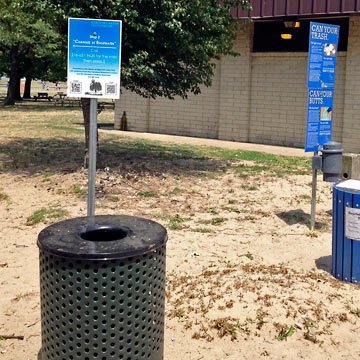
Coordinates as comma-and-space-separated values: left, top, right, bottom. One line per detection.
310, 151, 318, 230
87, 98, 98, 216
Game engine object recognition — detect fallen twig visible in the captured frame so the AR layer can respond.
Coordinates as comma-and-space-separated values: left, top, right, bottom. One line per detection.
0, 335, 24, 340
27, 320, 40, 328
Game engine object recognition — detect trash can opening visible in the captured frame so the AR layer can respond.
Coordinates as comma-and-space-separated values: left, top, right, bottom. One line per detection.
80, 225, 129, 242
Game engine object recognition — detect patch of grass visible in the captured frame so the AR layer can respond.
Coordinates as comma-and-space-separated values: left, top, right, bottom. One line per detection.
198, 217, 226, 226
275, 323, 295, 341
137, 191, 159, 198
169, 187, 182, 195
244, 252, 254, 260
232, 156, 310, 178
350, 308, 360, 318
210, 317, 241, 340
241, 184, 259, 191
26, 206, 68, 226
0, 192, 10, 204
207, 208, 218, 214
40, 169, 54, 181
174, 174, 184, 181
174, 309, 185, 318
235, 164, 268, 178
191, 227, 215, 233
306, 229, 318, 238
222, 206, 243, 214
153, 213, 167, 220
105, 194, 120, 202
211, 217, 225, 225
256, 310, 268, 330
0, 96, 310, 183
168, 214, 190, 230
72, 185, 87, 197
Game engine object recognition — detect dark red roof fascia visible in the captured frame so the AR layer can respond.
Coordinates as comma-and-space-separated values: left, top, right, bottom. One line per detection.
235, 0, 360, 19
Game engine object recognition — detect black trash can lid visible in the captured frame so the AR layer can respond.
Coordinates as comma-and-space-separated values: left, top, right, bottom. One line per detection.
37, 215, 167, 260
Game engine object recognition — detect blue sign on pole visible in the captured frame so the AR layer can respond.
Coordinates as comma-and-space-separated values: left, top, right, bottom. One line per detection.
305, 22, 340, 152
67, 18, 122, 99
305, 89, 334, 152
308, 22, 340, 89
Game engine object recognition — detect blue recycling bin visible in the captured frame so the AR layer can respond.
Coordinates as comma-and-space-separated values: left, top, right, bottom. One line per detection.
333, 180, 360, 283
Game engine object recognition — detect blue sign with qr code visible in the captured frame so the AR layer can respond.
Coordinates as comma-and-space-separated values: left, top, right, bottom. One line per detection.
67, 18, 122, 99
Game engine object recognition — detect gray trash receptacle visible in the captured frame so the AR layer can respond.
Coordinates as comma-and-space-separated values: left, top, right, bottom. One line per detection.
38, 215, 167, 360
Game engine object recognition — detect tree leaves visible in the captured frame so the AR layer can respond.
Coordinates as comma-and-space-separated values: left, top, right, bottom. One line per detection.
52, 0, 251, 99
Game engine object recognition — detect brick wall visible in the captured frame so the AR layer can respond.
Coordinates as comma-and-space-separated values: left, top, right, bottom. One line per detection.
218, 25, 252, 142
115, 17, 359, 152
249, 53, 346, 147
115, 62, 221, 139
341, 17, 360, 153
147, 64, 220, 138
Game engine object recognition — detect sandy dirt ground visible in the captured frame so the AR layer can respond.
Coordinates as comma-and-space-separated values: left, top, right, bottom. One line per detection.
1, 149, 360, 360
0, 91, 359, 360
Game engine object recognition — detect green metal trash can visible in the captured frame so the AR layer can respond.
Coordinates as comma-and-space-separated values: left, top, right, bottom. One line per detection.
38, 215, 167, 360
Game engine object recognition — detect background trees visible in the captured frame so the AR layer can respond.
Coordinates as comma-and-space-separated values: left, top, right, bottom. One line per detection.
53, 0, 251, 99
0, 0, 64, 104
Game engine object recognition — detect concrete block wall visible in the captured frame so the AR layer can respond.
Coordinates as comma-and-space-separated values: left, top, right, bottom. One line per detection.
342, 17, 360, 153
332, 55, 346, 143
147, 64, 220, 138
249, 53, 346, 148
115, 65, 221, 139
114, 90, 149, 132
249, 53, 308, 147
218, 25, 252, 142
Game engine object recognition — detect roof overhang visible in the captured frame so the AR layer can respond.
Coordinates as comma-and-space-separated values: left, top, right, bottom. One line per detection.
234, 0, 360, 20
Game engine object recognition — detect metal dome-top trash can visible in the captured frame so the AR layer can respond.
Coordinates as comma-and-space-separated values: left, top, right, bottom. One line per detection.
37, 215, 167, 360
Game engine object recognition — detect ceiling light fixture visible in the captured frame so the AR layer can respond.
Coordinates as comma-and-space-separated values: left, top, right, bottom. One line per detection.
284, 21, 300, 28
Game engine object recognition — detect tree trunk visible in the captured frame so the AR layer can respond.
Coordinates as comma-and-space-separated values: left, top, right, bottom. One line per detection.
23, 77, 32, 99
15, 72, 22, 100
81, 98, 100, 168
81, 98, 91, 168
4, 46, 19, 106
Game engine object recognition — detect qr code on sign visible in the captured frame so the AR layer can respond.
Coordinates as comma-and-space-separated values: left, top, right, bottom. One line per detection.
105, 83, 117, 95
70, 82, 82, 94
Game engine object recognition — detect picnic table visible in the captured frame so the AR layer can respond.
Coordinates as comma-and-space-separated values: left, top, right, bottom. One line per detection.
34, 92, 53, 101
53, 92, 81, 107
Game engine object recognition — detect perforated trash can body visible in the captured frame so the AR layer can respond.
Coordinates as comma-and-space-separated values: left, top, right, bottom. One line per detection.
38, 215, 167, 360
332, 181, 360, 283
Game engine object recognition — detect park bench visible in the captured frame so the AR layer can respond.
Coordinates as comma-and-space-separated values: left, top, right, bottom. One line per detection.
34, 92, 52, 101
53, 93, 81, 107
65, 98, 81, 107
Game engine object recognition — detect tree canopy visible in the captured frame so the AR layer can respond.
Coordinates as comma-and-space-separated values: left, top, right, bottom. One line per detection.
52, 0, 251, 99
0, 0, 64, 104
1, 0, 251, 103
